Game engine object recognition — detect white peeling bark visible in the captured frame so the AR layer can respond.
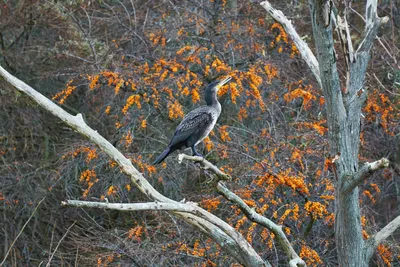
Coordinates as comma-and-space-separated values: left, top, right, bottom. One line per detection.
334, 11, 355, 90
0, 65, 269, 267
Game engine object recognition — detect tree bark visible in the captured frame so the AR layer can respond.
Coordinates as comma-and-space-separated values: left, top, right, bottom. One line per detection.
261, 0, 393, 266
308, 0, 389, 266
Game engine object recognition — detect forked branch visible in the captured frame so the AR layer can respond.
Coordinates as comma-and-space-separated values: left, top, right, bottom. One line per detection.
179, 155, 307, 267
178, 154, 231, 182
0, 64, 268, 267
356, 0, 389, 55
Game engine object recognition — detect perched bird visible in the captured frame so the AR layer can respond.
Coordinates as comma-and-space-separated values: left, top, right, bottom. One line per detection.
153, 76, 232, 165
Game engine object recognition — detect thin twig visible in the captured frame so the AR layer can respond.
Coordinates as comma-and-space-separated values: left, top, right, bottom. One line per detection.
349, 5, 396, 63
0, 198, 45, 266
179, 156, 307, 267
46, 221, 76, 267
371, 73, 400, 96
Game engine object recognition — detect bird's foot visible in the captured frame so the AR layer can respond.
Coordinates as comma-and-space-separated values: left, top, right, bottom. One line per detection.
191, 153, 203, 168
191, 146, 204, 159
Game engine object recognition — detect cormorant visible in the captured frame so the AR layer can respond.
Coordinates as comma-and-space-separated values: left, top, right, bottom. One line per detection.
153, 76, 232, 165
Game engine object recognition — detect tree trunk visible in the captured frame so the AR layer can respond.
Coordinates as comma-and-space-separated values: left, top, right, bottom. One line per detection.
393, 135, 400, 215
308, 0, 368, 266
262, 0, 396, 265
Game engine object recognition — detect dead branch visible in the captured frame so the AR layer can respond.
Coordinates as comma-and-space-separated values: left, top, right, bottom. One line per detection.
334, 9, 354, 91
373, 215, 400, 245
356, 0, 389, 55
178, 154, 231, 182
0, 64, 269, 267
62, 200, 200, 213
343, 158, 389, 194
260, 1, 321, 87
364, 215, 400, 261
179, 155, 306, 267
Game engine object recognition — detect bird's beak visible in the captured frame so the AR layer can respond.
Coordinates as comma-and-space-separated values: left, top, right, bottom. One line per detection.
216, 76, 232, 90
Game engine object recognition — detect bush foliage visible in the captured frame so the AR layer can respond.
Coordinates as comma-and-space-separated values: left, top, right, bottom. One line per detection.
0, 0, 399, 266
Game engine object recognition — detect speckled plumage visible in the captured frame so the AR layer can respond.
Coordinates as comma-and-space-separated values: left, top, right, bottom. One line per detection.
153, 77, 231, 165
173, 105, 220, 147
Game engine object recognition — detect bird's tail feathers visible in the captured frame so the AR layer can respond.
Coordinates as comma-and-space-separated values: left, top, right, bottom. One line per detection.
153, 147, 173, 165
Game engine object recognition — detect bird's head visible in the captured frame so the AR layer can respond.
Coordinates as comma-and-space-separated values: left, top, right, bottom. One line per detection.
205, 76, 232, 95
204, 76, 232, 105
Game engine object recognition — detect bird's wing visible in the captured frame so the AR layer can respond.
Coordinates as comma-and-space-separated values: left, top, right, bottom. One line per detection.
169, 107, 212, 146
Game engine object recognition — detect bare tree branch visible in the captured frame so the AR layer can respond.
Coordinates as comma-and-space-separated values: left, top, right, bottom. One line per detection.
46, 221, 76, 267
62, 200, 200, 213
178, 154, 231, 182
343, 158, 389, 195
356, 0, 389, 55
334, 9, 354, 91
260, 1, 321, 87
0, 64, 269, 267
347, 5, 397, 64
373, 215, 400, 245
217, 183, 306, 267
179, 155, 307, 267
340, 0, 390, 103
0, 198, 45, 266
363, 215, 400, 261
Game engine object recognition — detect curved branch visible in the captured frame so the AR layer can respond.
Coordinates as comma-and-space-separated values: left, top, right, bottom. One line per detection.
217, 183, 306, 267
63, 198, 267, 263
0, 64, 268, 267
179, 155, 307, 267
260, 1, 321, 87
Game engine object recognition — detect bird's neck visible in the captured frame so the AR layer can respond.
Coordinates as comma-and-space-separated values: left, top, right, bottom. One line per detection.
205, 92, 219, 107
